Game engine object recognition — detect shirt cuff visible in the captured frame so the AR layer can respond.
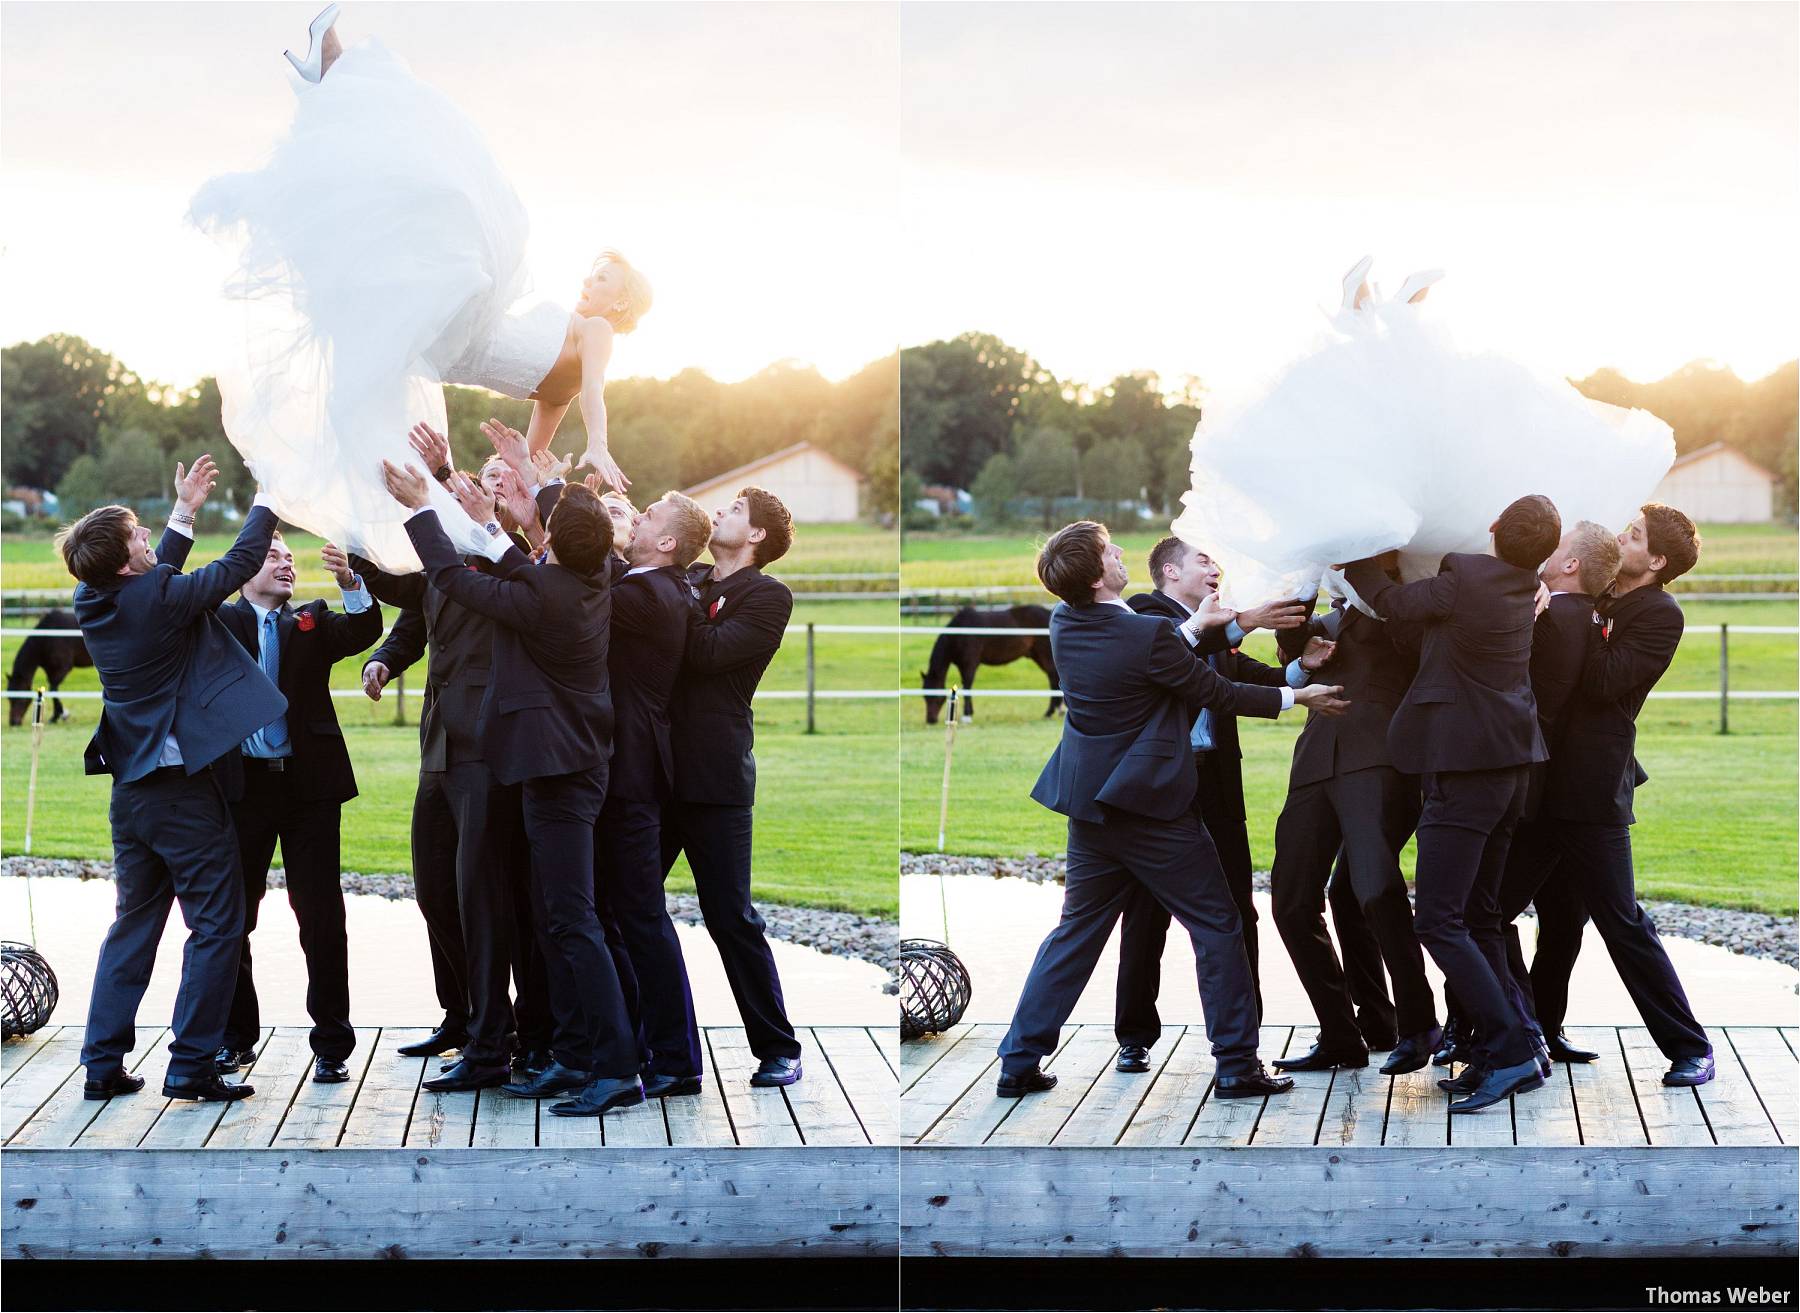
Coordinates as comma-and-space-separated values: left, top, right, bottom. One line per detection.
1285, 659, 1309, 689
1226, 620, 1247, 646
406, 505, 435, 522
1279, 687, 1296, 711
339, 581, 372, 614
163, 518, 195, 541
476, 531, 512, 564
252, 491, 277, 511
1177, 613, 1204, 646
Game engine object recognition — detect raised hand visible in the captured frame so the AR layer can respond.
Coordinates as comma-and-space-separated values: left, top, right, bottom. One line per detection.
173, 454, 219, 513
1534, 581, 1551, 618
1294, 683, 1350, 716
446, 470, 497, 524
1194, 591, 1234, 630
361, 660, 391, 702
531, 448, 573, 483
480, 419, 531, 476
380, 459, 432, 510
1299, 636, 1337, 671
320, 542, 358, 588
408, 423, 452, 476
494, 466, 541, 533
1238, 597, 1311, 632
577, 443, 630, 493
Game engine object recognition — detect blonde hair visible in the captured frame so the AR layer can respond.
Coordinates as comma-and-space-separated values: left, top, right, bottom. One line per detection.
660, 491, 713, 569
1567, 520, 1623, 596
594, 249, 652, 333
600, 490, 639, 518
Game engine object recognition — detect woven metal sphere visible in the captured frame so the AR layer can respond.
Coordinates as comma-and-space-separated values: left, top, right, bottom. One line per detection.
899, 937, 972, 1041
1, 942, 59, 1039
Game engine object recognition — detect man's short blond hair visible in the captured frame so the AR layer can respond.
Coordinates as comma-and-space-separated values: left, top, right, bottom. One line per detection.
1566, 520, 1623, 596
660, 491, 713, 569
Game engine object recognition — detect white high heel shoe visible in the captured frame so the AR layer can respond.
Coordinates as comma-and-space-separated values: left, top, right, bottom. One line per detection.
284, 3, 341, 83
1340, 254, 1374, 313
1394, 269, 1445, 305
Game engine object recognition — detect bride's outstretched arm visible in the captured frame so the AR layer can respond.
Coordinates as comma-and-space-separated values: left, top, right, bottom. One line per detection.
573, 318, 629, 491
525, 397, 574, 455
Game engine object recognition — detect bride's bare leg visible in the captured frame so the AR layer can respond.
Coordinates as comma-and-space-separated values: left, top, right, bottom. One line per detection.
321, 25, 343, 76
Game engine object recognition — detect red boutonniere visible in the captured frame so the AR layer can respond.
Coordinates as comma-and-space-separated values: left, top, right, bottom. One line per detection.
295, 611, 316, 632
709, 598, 724, 620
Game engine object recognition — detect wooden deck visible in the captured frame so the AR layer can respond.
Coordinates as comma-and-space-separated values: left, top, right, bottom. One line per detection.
2, 1024, 898, 1260
900, 1022, 1800, 1259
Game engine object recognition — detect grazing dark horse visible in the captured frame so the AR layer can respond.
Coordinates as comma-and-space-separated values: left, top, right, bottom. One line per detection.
7, 610, 91, 727
921, 605, 1062, 724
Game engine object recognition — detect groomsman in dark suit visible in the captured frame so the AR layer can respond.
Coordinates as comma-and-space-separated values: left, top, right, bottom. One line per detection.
664, 487, 805, 1087
1518, 505, 1715, 1086
213, 535, 383, 1083
65, 456, 283, 1103
1269, 554, 1442, 1075
1111, 538, 1312, 1071
598, 491, 715, 1097
1344, 494, 1562, 1112
998, 522, 1349, 1099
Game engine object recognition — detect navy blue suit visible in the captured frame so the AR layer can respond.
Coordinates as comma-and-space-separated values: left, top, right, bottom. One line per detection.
76, 506, 286, 1082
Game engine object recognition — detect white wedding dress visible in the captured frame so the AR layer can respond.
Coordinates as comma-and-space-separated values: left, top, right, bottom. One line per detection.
191, 41, 572, 571
1171, 264, 1677, 606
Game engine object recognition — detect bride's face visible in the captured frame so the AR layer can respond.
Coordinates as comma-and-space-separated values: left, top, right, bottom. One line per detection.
578, 262, 626, 321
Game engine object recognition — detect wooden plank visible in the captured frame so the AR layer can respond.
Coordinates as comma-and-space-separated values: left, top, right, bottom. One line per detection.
534, 1098, 602, 1149
407, 1084, 479, 1149
1118, 1028, 1215, 1147
337, 1028, 428, 1149
901, 1145, 1799, 1259
1057, 1030, 1181, 1147
472, 1086, 539, 1149
812, 1026, 898, 1145
1511, 1060, 1582, 1147
1449, 1082, 1516, 1147
1315, 1054, 1390, 1148
870, 1025, 898, 1078
602, 1093, 671, 1147
8, 1028, 166, 1148
706, 1028, 800, 1146
918, 1026, 1079, 1147
1727, 1028, 1799, 1145
1780, 1028, 1799, 1058
4, 1146, 900, 1259
272, 1030, 380, 1148
900, 1023, 1007, 1141
1563, 1027, 1646, 1146
206, 1027, 313, 1149
138, 1029, 275, 1150
988, 1025, 1119, 1146
1618, 1027, 1712, 1146
1187, 1026, 1293, 1147
780, 1029, 870, 1146
0, 1028, 87, 1142
899, 1023, 971, 1095
1, 1026, 62, 1084
1382, 1050, 1448, 1147
663, 1067, 738, 1147
1694, 1031, 1782, 1147
1252, 1027, 1334, 1146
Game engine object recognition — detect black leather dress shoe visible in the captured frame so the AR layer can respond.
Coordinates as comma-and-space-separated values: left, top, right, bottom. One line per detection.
1437, 1065, 1485, 1095
642, 1072, 704, 1099
996, 1066, 1057, 1098
1432, 1024, 1471, 1068
1273, 1042, 1368, 1073
213, 1046, 258, 1075
1449, 1057, 1544, 1112
501, 1060, 594, 1098
83, 1071, 146, 1101
164, 1074, 255, 1102
547, 1076, 645, 1117
750, 1056, 802, 1087
312, 1057, 350, 1084
422, 1059, 510, 1093
1547, 1032, 1600, 1064
513, 1047, 553, 1076
1115, 1044, 1152, 1073
1379, 1027, 1443, 1076
1663, 1054, 1716, 1087
398, 1026, 467, 1058
1215, 1064, 1295, 1099
1358, 1019, 1399, 1052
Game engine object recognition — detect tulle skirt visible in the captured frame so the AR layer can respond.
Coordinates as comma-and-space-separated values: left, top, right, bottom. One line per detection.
1171, 298, 1676, 605
190, 41, 530, 570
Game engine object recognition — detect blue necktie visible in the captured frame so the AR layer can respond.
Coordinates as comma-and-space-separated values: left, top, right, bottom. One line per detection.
260, 611, 289, 751
1190, 651, 1220, 752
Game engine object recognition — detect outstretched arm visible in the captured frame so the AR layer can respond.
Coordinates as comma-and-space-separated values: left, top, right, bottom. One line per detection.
683, 583, 793, 675
1147, 622, 1286, 719
317, 543, 385, 661
1344, 557, 1456, 625
160, 502, 279, 627
573, 319, 628, 491
405, 508, 541, 632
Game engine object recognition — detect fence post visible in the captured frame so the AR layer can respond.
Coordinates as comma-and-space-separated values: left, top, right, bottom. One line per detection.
23, 687, 45, 856
393, 672, 406, 728
805, 623, 816, 735
1718, 623, 1729, 735
937, 687, 960, 852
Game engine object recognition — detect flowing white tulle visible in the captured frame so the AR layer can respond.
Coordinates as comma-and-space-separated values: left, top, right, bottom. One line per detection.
190, 41, 535, 571
1171, 280, 1677, 606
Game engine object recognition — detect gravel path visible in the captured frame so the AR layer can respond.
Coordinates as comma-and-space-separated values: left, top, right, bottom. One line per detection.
902, 851, 1799, 970
3, 857, 900, 987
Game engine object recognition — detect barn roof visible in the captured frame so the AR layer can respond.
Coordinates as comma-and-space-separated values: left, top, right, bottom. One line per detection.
1667, 441, 1776, 478
681, 441, 866, 497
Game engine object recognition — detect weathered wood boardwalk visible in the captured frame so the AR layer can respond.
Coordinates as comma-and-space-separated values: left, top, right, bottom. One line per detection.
900, 1022, 1799, 1259
2, 1024, 898, 1260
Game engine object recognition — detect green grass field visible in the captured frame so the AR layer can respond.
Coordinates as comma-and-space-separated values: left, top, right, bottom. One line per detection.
898, 523, 1798, 916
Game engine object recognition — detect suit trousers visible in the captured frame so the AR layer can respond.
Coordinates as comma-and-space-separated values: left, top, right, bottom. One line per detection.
1508, 820, 1710, 1060
524, 767, 638, 1077
663, 801, 802, 1061
1328, 852, 1401, 1044
598, 795, 702, 1078
1114, 754, 1258, 1046
83, 767, 246, 1081
1001, 809, 1260, 1079
1271, 765, 1436, 1049
222, 768, 353, 1061
1413, 767, 1535, 1070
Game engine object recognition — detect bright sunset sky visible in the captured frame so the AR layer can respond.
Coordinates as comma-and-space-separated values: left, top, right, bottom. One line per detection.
902, 2, 1798, 403
1, 2, 899, 389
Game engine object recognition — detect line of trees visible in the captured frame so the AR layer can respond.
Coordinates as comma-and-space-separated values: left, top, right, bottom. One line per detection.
2, 334, 899, 528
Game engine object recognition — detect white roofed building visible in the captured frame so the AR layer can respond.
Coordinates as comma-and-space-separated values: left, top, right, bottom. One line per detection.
681, 441, 866, 523
1650, 442, 1777, 524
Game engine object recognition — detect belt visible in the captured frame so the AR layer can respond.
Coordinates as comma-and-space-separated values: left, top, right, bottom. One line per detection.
138, 762, 209, 782
243, 756, 289, 772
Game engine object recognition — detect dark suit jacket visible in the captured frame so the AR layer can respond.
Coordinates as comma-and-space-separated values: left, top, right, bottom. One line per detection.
608, 565, 690, 803
1277, 599, 1421, 788
670, 564, 793, 808
1031, 601, 1285, 824
212, 593, 384, 804
407, 509, 612, 786
1345, 552, 1546, 776
78, 507, 287, 783
1543, 584, 1681, 827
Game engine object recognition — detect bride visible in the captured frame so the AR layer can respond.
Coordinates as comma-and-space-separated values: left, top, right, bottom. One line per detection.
190, 5, 651, 570
1171, 256, 1676, 606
